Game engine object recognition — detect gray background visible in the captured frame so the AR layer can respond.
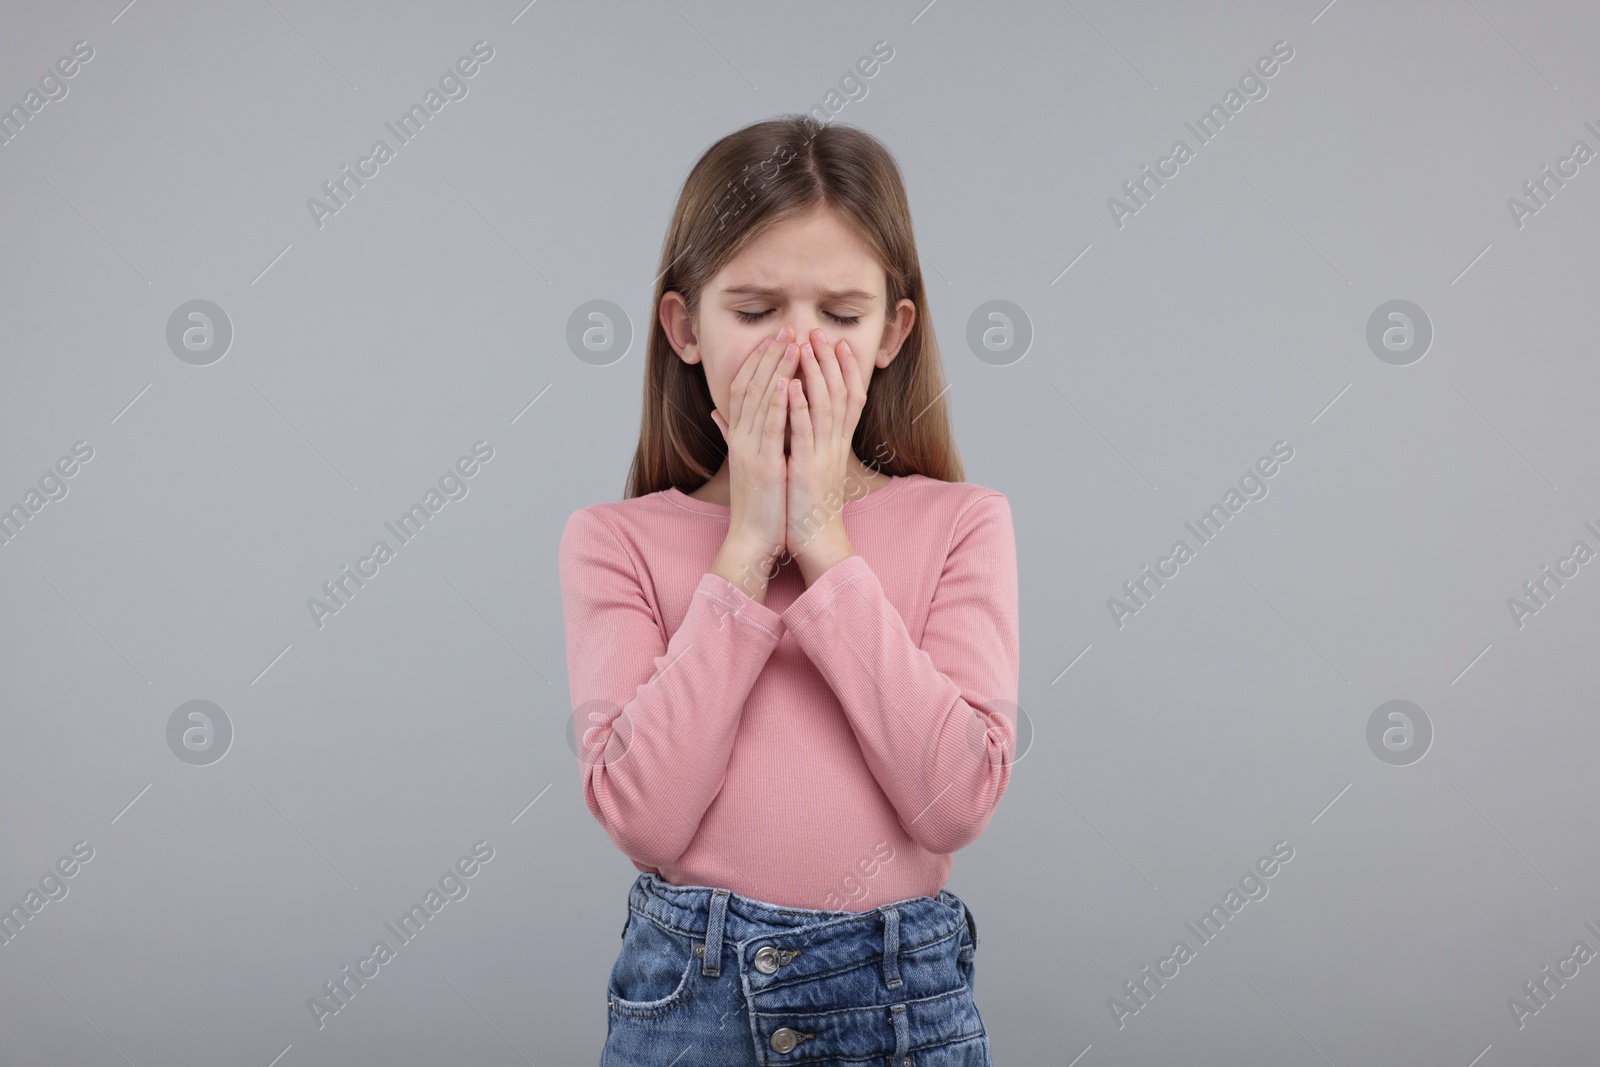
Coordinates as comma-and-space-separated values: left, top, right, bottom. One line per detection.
1, 0, 1597, 1064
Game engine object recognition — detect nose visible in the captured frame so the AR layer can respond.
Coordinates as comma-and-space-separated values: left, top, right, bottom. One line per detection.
784, 318, 827, 347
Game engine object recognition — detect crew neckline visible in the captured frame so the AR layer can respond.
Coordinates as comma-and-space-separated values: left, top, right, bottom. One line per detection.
664, 474, 912, 515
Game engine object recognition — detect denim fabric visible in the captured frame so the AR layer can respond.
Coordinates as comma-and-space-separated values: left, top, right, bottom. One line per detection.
600, 872, 991, 1066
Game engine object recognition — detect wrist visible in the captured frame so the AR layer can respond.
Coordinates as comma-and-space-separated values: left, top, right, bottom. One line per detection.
713, 534, 785, 603
795, 531, 854, 587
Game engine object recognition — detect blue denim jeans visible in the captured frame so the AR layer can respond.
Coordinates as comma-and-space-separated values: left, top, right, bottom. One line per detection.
600, 872, 991, 1066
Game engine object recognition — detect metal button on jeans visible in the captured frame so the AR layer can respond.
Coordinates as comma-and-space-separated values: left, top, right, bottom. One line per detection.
770, 1027, 800, 1053
754, 945, 782, 974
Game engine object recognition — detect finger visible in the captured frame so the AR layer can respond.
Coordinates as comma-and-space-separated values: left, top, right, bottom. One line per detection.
736, 326, 795, 432
811, 329, 847, 439
730, 352, 796, 504
797, 340, 828, 442
762, 372, 789, 454
835, 337, 868, 431
797, 334, 829, 445
744, 338, 799, 436
755, 326, 798, 404
787, 378, 813, 451
730, 332, 776, 432
711, 408, 727, 441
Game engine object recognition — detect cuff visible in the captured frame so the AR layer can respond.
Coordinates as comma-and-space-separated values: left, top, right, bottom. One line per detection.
695, 570, 783, 639
779, 554, 875, 635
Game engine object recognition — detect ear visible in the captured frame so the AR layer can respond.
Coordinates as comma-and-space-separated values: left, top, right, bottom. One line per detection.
660, 291, 701, 365
875, 298, 917, 369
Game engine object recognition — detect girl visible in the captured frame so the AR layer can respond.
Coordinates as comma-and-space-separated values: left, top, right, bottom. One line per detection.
559, 114, 1019, 1066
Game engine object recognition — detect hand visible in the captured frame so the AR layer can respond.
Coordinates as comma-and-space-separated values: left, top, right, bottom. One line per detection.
784, 326, 868, 584
710, 326, 801, 580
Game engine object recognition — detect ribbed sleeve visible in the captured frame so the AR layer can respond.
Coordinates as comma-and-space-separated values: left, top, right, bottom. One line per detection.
558, 506, 783, 868
779, 492, 1020, 854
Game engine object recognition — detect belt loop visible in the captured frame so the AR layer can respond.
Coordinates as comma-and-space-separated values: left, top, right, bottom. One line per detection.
879, 904, 902, 989
890, 1002, 910, 1064
702, 889, 730, 977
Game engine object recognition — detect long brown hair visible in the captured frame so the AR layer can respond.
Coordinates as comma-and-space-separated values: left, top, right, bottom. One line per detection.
623, 114, 964, 499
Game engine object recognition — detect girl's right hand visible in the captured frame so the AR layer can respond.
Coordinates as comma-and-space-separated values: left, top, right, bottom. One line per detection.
711, 325, 801, 564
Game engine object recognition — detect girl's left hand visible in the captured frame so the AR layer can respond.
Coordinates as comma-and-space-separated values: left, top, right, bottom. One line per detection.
785, 327, 868, 583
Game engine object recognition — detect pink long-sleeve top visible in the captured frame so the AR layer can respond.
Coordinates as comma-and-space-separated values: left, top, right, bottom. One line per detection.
557, 472, 1019, 911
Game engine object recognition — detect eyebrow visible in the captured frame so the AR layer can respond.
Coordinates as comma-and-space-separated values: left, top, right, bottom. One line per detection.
720, 284, 877, 301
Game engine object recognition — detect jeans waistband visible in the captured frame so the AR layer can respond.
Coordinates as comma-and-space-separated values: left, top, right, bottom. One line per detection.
627, 873, 976, 985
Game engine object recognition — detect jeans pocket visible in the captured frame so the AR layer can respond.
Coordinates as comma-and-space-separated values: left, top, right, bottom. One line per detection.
607, 912, 701, 1019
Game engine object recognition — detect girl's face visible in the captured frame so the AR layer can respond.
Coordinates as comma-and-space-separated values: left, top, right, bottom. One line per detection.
661, 206, 916, 451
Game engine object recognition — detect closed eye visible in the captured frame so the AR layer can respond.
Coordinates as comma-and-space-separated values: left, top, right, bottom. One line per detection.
735, 309, 861, 327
